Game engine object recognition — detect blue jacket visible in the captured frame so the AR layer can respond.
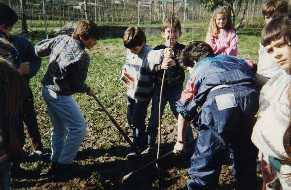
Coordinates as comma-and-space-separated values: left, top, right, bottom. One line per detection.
11, 35, 41, 79
177, 55, 256, 120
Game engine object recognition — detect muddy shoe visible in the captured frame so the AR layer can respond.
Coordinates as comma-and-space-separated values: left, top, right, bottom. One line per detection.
46, 162, 75, 181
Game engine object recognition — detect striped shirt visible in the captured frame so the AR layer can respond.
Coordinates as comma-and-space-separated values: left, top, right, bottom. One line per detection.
122, 45, 162, 101
35, 35, 90, 95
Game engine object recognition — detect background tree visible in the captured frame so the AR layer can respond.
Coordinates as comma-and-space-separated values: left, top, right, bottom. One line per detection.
20, 0, 28, 34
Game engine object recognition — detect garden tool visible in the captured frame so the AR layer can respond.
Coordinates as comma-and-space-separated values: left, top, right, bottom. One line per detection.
121, 150, 173, 183
91, 94, 140, 155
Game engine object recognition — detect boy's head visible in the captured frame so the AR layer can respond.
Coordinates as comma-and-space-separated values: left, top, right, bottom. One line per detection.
161, 17, 182, 48
262, 0, 288, 24
0, 3, 18, 35
123, 27, 146, 54
179, 41, 214, 68
262, 16, 290, 72
72, 20, 98, 49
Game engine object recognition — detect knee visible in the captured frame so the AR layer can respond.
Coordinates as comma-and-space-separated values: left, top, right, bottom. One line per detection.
69, 120, 87, 138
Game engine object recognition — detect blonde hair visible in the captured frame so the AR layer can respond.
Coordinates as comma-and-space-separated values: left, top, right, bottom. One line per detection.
206, 6, 234, 39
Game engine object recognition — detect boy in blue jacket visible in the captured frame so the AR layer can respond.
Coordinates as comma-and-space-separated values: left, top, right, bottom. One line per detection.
174, 41, 259, 190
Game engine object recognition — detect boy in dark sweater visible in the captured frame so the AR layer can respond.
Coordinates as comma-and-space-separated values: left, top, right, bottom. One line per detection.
146, 17, 185, 153
121, 27, 175, 157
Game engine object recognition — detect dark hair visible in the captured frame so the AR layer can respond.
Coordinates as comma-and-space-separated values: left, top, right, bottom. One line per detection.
123, 27, 146, 49
262, 16, 291, 47
72, 20, 99, 40
262, 0, 288, 18
161, 16, 182, 35
179, 41, 214, 67
0, 3, 18, 28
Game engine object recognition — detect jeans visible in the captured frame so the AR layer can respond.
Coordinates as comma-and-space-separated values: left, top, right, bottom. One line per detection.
42, 87, 87, 164
187, 85, 259, 190
147, 84, 183, 146
0, 160, 11, 190
127, 97, 150, 149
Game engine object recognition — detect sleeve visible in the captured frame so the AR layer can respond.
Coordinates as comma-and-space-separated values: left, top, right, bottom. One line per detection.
225, 31, 238, 56
22, 39, 41, 78
147, 49, 163, 71
176, 75, 200, 120
34, 36, 59, 57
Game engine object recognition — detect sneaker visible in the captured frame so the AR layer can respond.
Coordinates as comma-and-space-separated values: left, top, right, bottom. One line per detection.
141, 146, 155, 155
126, 151, 138, 159
31, 150, 43, 156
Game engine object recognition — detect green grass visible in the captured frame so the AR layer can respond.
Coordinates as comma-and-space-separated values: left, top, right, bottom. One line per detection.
31, 25, 260, 163
15, 27, 261, 189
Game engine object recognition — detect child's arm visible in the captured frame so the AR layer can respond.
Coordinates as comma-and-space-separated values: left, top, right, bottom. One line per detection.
206, 35, 228, 54
225, 31, 238, 56
34, 36, 60, 57
121, 67, 134, 88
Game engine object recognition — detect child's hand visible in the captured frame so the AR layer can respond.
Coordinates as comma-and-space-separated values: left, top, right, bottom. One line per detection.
161, 57, 176, 70
173, 141, 184, 154
17, 62, 30, 76
161, 48, 175, 69
121, 69, 134, 88
164, 48, 174, 58
86, 87, 96, 97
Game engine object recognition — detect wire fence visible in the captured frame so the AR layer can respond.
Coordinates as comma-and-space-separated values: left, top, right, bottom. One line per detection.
3, 0, 265, 32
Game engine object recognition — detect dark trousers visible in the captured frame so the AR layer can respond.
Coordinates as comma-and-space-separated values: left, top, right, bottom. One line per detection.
147, 84, 183, 146
127, 97, 150, 149
187, 85, 259, 190
19, 81, 43, 151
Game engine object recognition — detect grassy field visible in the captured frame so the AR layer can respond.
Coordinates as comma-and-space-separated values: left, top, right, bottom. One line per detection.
13, 26, 261, 189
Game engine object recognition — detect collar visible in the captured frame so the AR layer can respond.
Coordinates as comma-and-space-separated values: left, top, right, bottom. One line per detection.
71, 36, 85, 49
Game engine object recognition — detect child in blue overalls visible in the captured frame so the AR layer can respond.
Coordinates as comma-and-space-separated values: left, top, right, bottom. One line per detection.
174, 41, 259, 190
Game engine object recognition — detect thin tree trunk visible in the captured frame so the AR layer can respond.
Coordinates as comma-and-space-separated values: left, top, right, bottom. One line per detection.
84, 0, 88, 20
20, 0, 28, 34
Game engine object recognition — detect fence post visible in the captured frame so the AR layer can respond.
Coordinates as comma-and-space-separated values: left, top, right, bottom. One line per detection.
183, 0, 187, 22
137, 1, 140, 26
42, 0, 48, 38
84, 0, 88, 20
20, 0, 28, 34
95, 0, 97, 23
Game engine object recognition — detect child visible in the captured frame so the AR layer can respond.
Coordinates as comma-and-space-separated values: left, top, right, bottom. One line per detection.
35, 20, 97, 178
205, 6, 238, 56
257, 0, 288, 80
0, 3, 44, 156
0, 56, 23, 190
174, 41, 259, 190
121, 27, 174, 157
251, 16, 291, 190
146, 17, 185, 153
